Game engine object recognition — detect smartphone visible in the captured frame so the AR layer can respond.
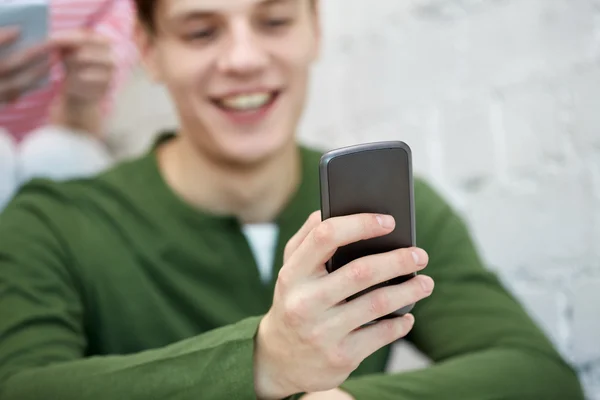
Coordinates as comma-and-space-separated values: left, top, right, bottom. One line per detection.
319, 141, 417, 319
0, 0, 50, 93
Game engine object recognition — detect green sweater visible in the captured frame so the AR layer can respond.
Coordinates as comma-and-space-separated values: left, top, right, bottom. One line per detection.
0, 137, 584, 400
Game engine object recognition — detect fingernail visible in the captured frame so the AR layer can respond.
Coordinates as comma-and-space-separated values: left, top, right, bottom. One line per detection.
376, 215, 395, 229
412, 251, 420, 265
420, 276, 434, 293
411, 248, 428, 266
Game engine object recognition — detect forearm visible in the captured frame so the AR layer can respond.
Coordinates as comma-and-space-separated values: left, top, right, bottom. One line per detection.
340, 347, 584, 400
0, 316, 261, 400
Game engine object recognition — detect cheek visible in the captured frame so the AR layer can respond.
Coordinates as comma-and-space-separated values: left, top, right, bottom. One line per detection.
157, 45, 208, 94
278, 31, 318, 81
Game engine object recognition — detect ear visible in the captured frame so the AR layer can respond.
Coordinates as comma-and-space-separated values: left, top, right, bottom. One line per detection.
134, 21, 163, 83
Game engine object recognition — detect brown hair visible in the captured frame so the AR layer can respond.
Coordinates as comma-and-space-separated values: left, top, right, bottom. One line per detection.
134, 0, 157, 30
134, 0, 317, 31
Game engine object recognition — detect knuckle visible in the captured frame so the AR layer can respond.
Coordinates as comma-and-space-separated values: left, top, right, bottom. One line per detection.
379, 319, 401, 341
361, 215, 379, 236
326, 346, 355, 370
282, 295, 308, 327
276, 267, 292, 292
348, 260, 373, 285
313, 221, 335, 247
309, 211, 321, 224
369, 291, 390, 316
304, 325, 326, 346
315, 286, 333, 305
394, 250, 412, 272
283, 241, 294, 260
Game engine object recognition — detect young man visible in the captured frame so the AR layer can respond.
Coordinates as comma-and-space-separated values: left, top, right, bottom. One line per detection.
0, 0, 584, 399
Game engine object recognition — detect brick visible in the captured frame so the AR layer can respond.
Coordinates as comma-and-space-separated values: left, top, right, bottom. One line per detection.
506, 279, 566, 352
107, 67, 178, 159
316, 1, 465, 105
565, 64, 600, 151
412, 0, 505, 21
455, 0, 596, 91
439, 95, 497, 188
498, 78, 570, 176
463, 172, 590, 277
571, 278, 600, 365
593, 175, 600, 264
579, 363, 600, 400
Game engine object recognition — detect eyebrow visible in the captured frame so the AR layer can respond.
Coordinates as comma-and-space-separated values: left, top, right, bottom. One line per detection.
258, 0, 297, 6
169, 0, 298, 22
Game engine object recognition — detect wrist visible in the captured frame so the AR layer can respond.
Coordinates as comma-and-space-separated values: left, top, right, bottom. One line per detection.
50, 95, 103, 136
254, 314, 296, 400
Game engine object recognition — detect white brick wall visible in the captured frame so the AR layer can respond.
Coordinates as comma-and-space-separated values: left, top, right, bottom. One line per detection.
109, 0, 600, 397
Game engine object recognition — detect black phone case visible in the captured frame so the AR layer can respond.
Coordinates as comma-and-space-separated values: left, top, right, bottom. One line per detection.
319, 141, 417, 320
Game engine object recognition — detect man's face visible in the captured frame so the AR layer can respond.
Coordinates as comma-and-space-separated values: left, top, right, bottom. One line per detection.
139, 0, 320, 165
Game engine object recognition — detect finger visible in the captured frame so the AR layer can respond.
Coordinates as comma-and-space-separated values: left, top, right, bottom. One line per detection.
334, 275, 433, 331
0, 27, 20, 48
347, 314, 415, 362
50, 30, 110, 50
62, 69, 112, 103
85, 32, 111, 48
69, 47, 115, 70
283, 211, 322, 262
0, 44, 51, 78
286, 213, 396, 280
320, 247, 429, 305
78, 67, 112, 83
49, 30, 87, 49
71, 68, 112, 95
0, 59, 50, 104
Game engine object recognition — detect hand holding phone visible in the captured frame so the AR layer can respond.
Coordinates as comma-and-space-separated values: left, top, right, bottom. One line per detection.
0, 27, 51, 104
254, 142, 434, 399
257, 211, 433, 399
0, 0, 50, 103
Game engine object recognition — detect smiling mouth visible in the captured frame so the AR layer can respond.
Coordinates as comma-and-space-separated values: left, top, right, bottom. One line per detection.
212, 91, 280, 113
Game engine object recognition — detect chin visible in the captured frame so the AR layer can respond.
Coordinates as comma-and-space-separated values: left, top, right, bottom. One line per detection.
215, 132, 292, 167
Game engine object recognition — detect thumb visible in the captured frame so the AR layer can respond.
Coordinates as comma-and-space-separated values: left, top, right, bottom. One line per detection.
0, 27, 20, 48
49, 30, 89, 50
283, 211, 322, 263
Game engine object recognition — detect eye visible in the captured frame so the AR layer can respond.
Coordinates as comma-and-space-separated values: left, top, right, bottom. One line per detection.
262, 18, 293, 29
184, 28, 218, 42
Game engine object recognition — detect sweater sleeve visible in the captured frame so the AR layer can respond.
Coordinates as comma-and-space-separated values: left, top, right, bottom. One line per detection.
0, 199, 261, 400
340, 181, 584, 400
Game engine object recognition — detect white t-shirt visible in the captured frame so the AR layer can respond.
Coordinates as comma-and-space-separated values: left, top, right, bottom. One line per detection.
242, 224, 279, 284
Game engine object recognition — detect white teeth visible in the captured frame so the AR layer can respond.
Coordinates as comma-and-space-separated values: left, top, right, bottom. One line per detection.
220, 93, 272, 111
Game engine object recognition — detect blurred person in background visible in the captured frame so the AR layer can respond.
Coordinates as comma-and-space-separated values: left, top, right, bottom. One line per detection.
0, 1, 585, 399
0, 0, 137, 210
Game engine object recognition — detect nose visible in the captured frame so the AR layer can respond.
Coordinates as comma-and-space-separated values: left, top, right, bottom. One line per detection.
217, 23, 269, 77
